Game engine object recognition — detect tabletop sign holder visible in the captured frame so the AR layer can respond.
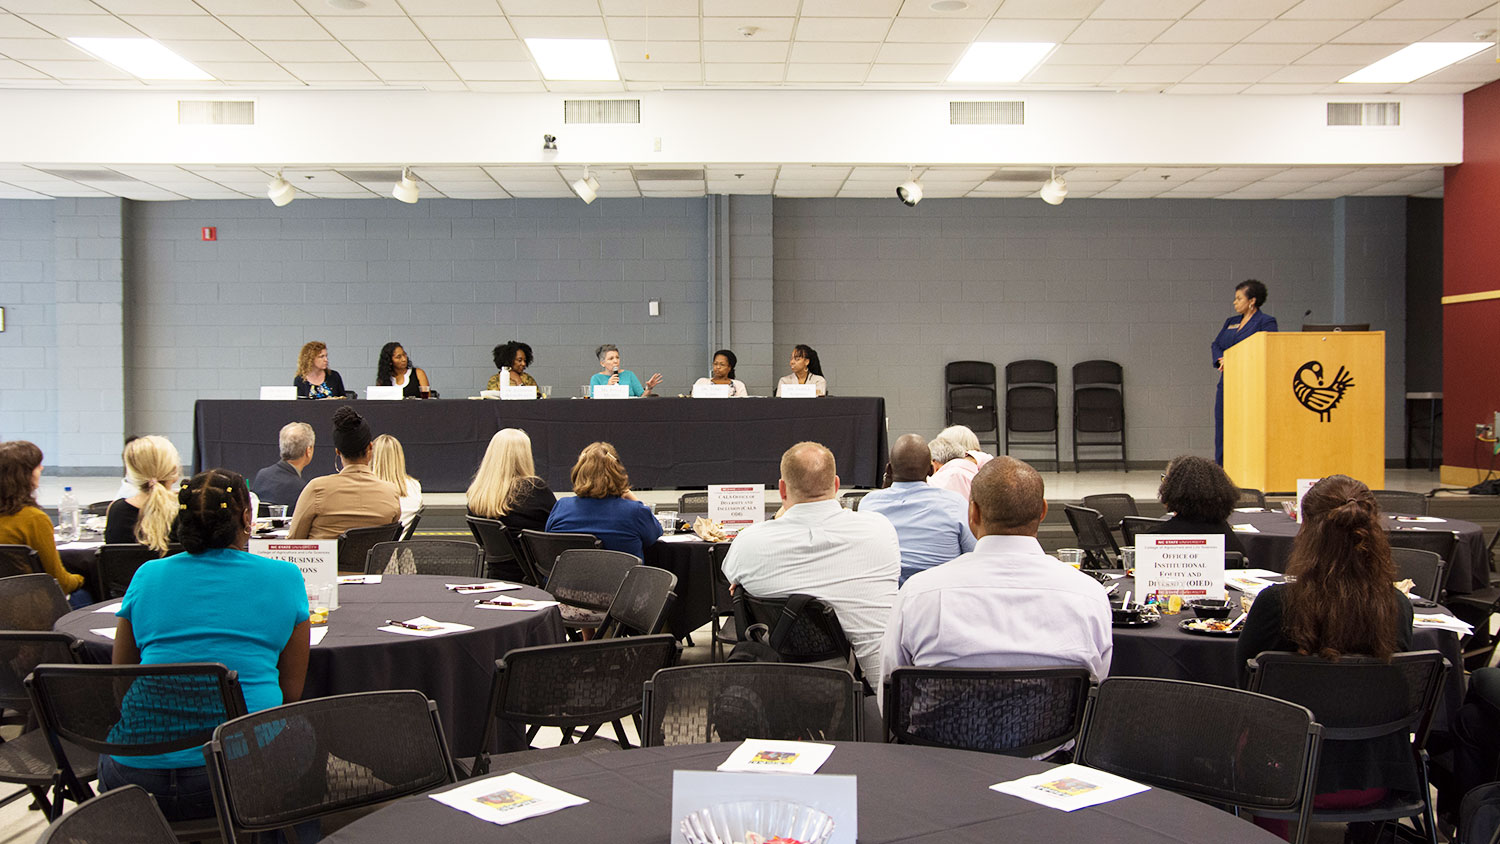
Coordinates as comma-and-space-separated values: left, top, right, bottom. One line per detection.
709, 484, 764, 535
249, 539, 339, 610
1134, 534, 1225, 599
365, 386, 403, 401
779, 383, 818, 398
501, 385, 538, 400
1295, 478, 1320, 524
692, 383, 731, 399
259, 386, 297, 401
592, 384, 631, 399
670, 770, 857, 844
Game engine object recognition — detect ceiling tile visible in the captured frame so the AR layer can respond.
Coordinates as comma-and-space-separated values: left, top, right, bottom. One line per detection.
366, 61, 460, 81
465, 80, 546, 90
1185, 0, 1301, 17
899, 0, 1003, 16
993, 0, 1105, 16
280, 62, 380, 81
1089, 0, 1201, 18
343, 40, 445, 62
220, 16, 332, 40
1154, 19, 1264, 41
976, 18, 1081, 40
793, 18, 894, 41
1046, 43, 1142, 63
162, 39, 270, 62
196, 61, 299, 81
0, 0, 105, 12
412, 17, 515, 39
1180, 64, 1277, 82
1066, 19, 1171, 42
703, 18, 795, 40
864, 63, 949, 81
1024, 64, 1114, 83
603, 16, 700, 40
785, 62, 868, 82
1259, 64, 1350, 81
507, 16, 609, 38
599, 0, 698, 14
1166, 82, 1251, 92
875, 41, 965, 63
1103, 63, 1193, 82
1210, 42, 1318, 63
885, 17, 987, 42
500, 0, 599, 14
1281, 0, 1399, 18
618, 60, 701, 81
790, 41, 879, 63
612, 41, 700, 62
448, 60, 539, 79
1128, 43, 1230, 63
253, 39, 354, 62
1295, 43, 1398, 63
1247, 19, 1360, 41
318, 16, 427, 39
0, 38, 95, 60
24, 59, 135, 79
197, 0, 305, 11
800, 0, 904, 15
703, 41, 790, 62
705, 0, 800, 14
21, 15, 144, 38
1331, 18, 1448, 42
703, 62, 784, 82
1239, 81, 1340, 92
398, 0, 509, 13
432, 39, 529, 62
121, 15, 241, 40
1376, 0, 1493, 17
0, 15, 53, 38
0, 58, 48, 78
92, 0, 202, 12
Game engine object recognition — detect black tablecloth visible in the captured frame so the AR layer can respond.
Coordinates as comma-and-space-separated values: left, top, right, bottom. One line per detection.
193, 397, 888, 492
53, 575, 565, 757
323, 742, 1281, 844
1107, 574, 1465, 728
1228, 511, 1489, 595
644, 538, 726, 638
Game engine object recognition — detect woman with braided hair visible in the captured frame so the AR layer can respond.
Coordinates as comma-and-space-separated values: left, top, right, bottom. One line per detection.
102, 468, 310, 824
1235, 474, 1415, 840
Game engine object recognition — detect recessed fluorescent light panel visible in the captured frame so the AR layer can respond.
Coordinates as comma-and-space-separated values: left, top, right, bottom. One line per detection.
524, 38, 619, 81
1340, 42, 1492, 84
948, 42, 1055, 83
68, 37, 213, 81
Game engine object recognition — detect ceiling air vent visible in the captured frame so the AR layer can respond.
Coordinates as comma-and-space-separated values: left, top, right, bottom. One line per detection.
1327, 102, 1399, 127
36, 168, 137, 182
950, 100, 1024, 125
563, 99, 641, 124
178, 100, 255, 125
986, 169, 1052, 183
633, 169, 706, 182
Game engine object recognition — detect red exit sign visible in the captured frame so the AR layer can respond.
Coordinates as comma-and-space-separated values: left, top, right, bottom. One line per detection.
201, 226, 217, 241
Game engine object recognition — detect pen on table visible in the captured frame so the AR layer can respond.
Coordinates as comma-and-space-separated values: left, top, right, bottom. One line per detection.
476, 598, 524, 608
385, 619, 426, 630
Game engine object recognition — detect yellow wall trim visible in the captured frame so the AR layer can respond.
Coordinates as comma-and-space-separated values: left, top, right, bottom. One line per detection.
1441, 464, 1496, 487
1441, 289, 1500, 305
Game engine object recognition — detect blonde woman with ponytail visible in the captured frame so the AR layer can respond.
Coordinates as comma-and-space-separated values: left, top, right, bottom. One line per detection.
106, 435, 182, 553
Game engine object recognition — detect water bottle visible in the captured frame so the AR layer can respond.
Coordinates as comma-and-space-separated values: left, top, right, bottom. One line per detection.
58, 486, 81, 543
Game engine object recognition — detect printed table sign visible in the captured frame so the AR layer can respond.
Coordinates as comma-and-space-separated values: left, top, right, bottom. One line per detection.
1135, 534, 1225, 599
430, 773, 587, 826
250, 539, 338, 610
709, 484, 765, 535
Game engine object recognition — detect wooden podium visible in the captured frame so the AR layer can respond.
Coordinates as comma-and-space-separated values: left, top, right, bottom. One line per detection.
1223, 331, 1385, 492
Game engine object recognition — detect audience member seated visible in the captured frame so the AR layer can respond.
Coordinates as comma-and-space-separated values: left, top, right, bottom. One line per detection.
370, 434, 422, 532
375, 341, 431, 398
252, 422, 316, 514
1234, 475, 1415, 840
776, 344, 827, 396
102, 468, 310, 827
468, 428, 557, 580
881, 455, 1113, 689
544, 442, 660, 558
692, 348, 748, 397
590, 344, 662, 397
1149, 454, 1247, 555
112, 435, 140, 501
722, 441, 900, 690
859, 433, 975, 585
1434, 667, 1500, 827
926, 425, 994, 499
292, 340, 346, 400
105, 435, 180, 554
0, 440, 91, 607
288, 407, 400, 540
487, 340, 538, 391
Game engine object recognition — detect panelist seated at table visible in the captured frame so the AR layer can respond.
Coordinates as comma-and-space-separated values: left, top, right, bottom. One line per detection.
468, 428, 557, 579
691, 348, 748, 397
859, 434, 975, 585
487, 340, 538, 391
590, 344, 662, 397
370, 434, 422, 532
1234, 475, 1415, 837
776, 343, 827, 396
252, 422, 316, 514
1148, 455, 1247, 556
102, 468, 311, 826
375, 341, 432, 398
289, 407, 401, 540
0, 440, 91, 607
544, 442, 661, 559
292, 340, 347, 400
104, 435, 180, 554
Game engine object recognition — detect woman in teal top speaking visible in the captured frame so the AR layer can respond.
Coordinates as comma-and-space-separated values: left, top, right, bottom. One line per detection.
590, 343, 662, 397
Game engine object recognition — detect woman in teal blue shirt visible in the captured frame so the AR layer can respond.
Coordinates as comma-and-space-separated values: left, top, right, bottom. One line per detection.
590, 343, 662, 397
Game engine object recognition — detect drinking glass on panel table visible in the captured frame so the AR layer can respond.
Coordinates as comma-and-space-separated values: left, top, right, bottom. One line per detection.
541, 385, 553, 399
656, 511, 678, 535
1121, 547, 1135, 569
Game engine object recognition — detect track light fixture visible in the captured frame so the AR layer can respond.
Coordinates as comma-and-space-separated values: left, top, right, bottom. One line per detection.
266, 171, 295, 207
1040, 167, 1068, 205
392, 168, 420, 204
896, 167, 923, 207
571, 166, 600, 204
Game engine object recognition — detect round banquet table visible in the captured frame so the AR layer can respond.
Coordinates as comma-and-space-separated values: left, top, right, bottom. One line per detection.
322, 742, 1282, 844
644, 537, 727, 639
53, 574, 565, 758
1227, 510, 1489, 595
1105, 574, 1466, 729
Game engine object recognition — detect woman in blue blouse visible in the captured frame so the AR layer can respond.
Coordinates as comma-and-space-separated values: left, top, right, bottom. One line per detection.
1212, 279, 1278, 464
545, 441, 661, 559
590, 344, 662, 397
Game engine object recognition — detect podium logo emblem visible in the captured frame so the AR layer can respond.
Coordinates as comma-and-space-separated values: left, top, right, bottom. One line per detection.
1293, 361, 1355, 422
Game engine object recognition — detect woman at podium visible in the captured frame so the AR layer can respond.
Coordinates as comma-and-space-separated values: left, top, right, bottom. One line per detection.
1212, 279, 1277, 464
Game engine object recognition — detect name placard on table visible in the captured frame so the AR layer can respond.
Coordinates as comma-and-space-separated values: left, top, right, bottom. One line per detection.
592, 384, 631, 399
1135, 534, 1225, 599
501, 385, 538, 400
692, 383, 731, 399
779, 383, 818, 398
365, 385, 403, 401
250, 539, 339, 609
259, 386, 297, 401
710, 484, 765, 535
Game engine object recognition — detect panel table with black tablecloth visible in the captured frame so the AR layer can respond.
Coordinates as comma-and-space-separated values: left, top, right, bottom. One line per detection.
322, 742, 1282, 844
53, 575, 565, 758
194, 397, 887, 492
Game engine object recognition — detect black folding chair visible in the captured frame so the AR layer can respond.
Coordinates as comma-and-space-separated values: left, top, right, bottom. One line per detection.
1238, 488, 1269, 509
470, 634, 678, 772
839, 491, 869, 511
37, 784, 176, 844
0, 544, 42, 579
642, 663, 862, 746
95, 543, 179, 601
335, 523, 403, 573
1004, 359, 1060, 471
466, 515, 536, 584
1062, 504, 1119, 569
545, 548, 640, 636
0, 632, 88, 818
732, 588, 867, 693
1119, 515, 1167, 547
365, 539, 483, 577
678, 491, 709, 514
0, 573, 71, 631
1372, 490, 1430, 517
518, 529, 600, 586
1392, 548, 1448, 604
1072, 360, 1126, 472
883, 666, 1091, 758
401, 507, 424, 540
205, 690, 456, 844
599, 565, 677, 637
1076, 677, 1323, 844
1081, 493, 1139, 531
1459, 781, 1500, 844
1247, 650, 1448, 844
945, 360, 1000, 453
708, 546, 737, 661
